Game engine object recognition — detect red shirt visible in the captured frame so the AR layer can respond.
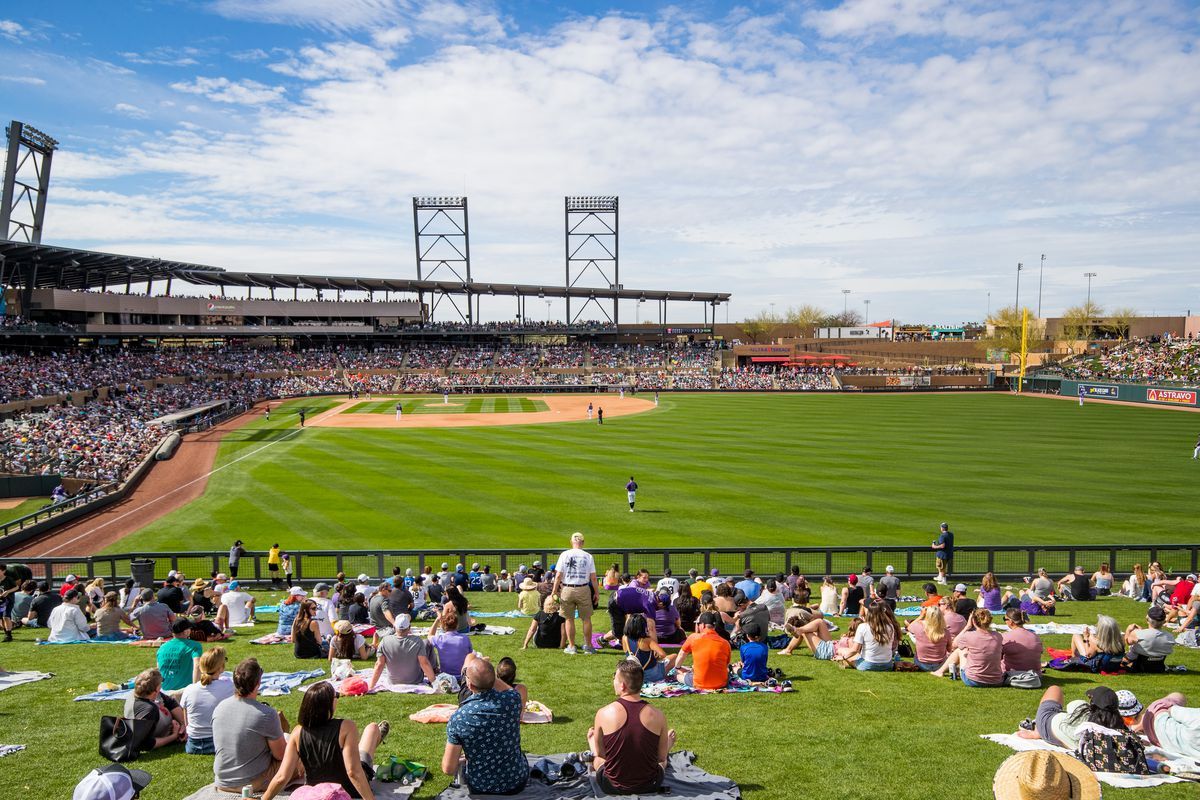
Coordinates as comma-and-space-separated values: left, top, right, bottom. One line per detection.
1170, 580, 1196, 606
681, 629, 731, 690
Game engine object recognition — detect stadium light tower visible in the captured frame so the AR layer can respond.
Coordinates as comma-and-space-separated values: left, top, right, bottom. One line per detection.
841, 289, 851, 316
565, 196, 618, 325
1037, 254, 1045, 318
863, 298, 870, 322
1014, 262, 1023, 312
1, 120, 58, 243
1084, 272, 1097, 307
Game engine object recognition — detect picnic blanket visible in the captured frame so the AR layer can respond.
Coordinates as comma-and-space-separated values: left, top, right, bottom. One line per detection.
641, 678, 792, 698
435, 751, 740, 800
981, 734, 1198, 788
302, 668, 436, 696
36, 636, 153, 646
255, 604, 280, 614
408, 700, 554, 724
0, 670, 52, 692
411, 625, 516, 637
894, 606, 922, 617
1176, 630, 1200, 649
473, 610, 528, 618
0, 745, 26, 758
74, 669, 325, 702
183, 778, 417, 800
1025, 623, 1094, 636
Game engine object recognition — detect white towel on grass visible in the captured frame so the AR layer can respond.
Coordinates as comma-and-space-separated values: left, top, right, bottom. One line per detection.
981, 734, 1196, 787
0, 671, 52, 692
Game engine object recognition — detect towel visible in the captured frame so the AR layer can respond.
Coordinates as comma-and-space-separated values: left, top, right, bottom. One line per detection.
407, 701, 554, 724
641, 679, 792, 698
182, 779, 417, 800
0, 671, 52, 692
1025, 623, 1094, 636
981, 734, 1197, 787
0, 745, 27, 757
411, 625, 515, 637
301, 669, 436, 696
75, 669, 324, 701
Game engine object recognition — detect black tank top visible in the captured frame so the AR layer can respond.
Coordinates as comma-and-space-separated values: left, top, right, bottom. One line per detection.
298, 719, 360, 797
293, 623, 323, 659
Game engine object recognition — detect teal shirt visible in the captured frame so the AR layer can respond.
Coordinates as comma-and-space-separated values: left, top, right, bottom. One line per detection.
157, 637, 203, 691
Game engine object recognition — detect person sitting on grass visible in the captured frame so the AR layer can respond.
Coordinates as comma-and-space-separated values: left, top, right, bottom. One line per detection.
1121, 606, 1175, 673
130, 588, 176, 640
670, 611, 731, 689
517, 576, 541, 616
1052, 614, 1125, 672
586, 661, 676, 795
920, 582, 942, 608
367, 582, 396, 638
1092, 563, 1115, 596
999, 608, 1043, 683
47, 588, 91, 643
522, 595, 567, 650
124, 668, 187, 753
93, 591, 134, 640
180, 646, 234, 755
345, 592, 369, 625
652, 592, 687, 644
1173, 584, 1200, 630
494, 656, 529, 706
441, 657, 527, 796
839, 574, 864, 617
216, 581, 255, 630
778, 606, 835, 658
329, 619, 374, 680
1019, 569, 1057, 616
261, 680, 389, 800
937, 595, 967, 637
1057, 566, 1094, 602
430, 606, 473, 684
496, 570, 513, 593
976, 572, 1003, 613
213, 658, 290, 794
157, 618, 203, 692
756, 579, 786, 625
292, 599, 327, 660
370, 614, 436, 689
674, 591, 700, 634
624, 612, 669, 683
838, 601, 897, 671
735, 622, 770, 683
930, 608, 1004, 687
907, 605, 954, 671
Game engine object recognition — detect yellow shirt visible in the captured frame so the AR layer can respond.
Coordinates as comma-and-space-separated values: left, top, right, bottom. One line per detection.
690, 580, 712, 599
267, 547, 281, 566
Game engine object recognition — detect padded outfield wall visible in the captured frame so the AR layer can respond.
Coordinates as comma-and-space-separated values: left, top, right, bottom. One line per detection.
1031, 376, 1198, 408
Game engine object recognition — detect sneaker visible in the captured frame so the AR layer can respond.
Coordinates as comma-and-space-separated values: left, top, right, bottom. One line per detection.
378, 720, 391, 742
563, 645, 577, 655
581, 646, 595, 655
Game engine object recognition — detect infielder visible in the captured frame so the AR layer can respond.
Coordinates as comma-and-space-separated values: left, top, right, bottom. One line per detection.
619, 387, 625, 399
654, 391, 659, 407
395, 402, 403, 421
1078, 385, 1085, 406
443, 391, 449, 404
626, 476, 638, 511
587, 402, 594, 420
597, 407, 604, 425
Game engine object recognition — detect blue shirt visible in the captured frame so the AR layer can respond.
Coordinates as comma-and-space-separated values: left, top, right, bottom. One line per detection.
276, 601, 300, 636
935, 531, 955, 557
447, 689, 527, 794
468, 571, 483, 591
739, 640, 769, 682
735, 579, 762, 602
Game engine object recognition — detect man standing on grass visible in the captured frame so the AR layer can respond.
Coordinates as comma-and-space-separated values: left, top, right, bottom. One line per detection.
587, 401, 594, 420
598, 407, 604, 425
1078, 384, 1085, 406
298, 409, 305, 427
932, 522, 954, 578
626, 476, 638, 512
552, 532, 599, 655
396, 401, 403, 421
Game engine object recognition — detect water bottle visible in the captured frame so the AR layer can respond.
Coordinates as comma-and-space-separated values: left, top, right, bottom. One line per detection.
241, 785, 254, 798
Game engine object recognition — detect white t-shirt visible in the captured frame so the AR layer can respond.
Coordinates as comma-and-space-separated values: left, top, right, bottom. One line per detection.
656, 577, 680, 597
854, 623, 894, 664
356, 583, 377, 602
411, 585, 428, 610
48, 603, 90, 642
180, 676, 235, 740
221, 591, 254, 626
313, 596, 336, 639
555, 548, 596, 586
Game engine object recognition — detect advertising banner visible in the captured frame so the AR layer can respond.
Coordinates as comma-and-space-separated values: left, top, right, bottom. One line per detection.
1146, 388, 1197, 405
1078, 383, 1119, 399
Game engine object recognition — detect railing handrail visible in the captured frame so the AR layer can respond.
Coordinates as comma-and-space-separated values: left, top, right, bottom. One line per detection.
0, 481, 120, 538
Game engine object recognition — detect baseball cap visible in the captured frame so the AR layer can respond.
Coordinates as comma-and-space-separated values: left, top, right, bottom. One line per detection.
1188, 573, 1198, 581
333, 619, 353, 635
1116, 689, 1143, 718
314, 582, 330, 592
395, 613, 411, 630
66, 574, 78, 582
441, 562, 449, 569
940, 522, 948, 529
1147, 606, 1166, 622
357, 573, 370, 583
228, 580, 240, 590
885, 565, 895, 573
710, 568, 719, 577
471, 563, 480, 570
954, 583, 968, 593
847, 574, 858, 584
1086, 686, 1119, 711
533, 560, 542, 567
1075, 566, 1085, 572
73, 764, 152, 800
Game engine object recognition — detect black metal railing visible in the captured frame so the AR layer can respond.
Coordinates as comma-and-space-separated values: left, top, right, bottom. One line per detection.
0, 482, 119, 540
6, 544, 1197, 587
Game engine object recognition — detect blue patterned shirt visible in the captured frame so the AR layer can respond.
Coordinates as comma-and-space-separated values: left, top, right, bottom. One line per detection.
446, 688, 526, 794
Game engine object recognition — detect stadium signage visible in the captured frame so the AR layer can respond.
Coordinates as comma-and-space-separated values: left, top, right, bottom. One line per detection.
1146, 388, 1197, 405
1078, 383, 1118, 399
206, 302, 236, 311
885, 376, 932, 387
665, 327, 711, 334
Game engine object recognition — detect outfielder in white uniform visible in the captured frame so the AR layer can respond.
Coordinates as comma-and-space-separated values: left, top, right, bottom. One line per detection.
395, 402, 403, 420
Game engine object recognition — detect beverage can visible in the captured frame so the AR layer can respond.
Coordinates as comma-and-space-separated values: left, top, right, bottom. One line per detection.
241, 786, 254, 798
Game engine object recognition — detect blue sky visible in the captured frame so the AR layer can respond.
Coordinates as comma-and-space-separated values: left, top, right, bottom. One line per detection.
3, 1, 1199, 323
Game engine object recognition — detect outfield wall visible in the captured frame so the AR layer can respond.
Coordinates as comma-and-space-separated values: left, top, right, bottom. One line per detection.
1032, 376, 1198, 408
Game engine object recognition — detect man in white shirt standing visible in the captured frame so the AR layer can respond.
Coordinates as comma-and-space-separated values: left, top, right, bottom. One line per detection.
551, 532, 600, 655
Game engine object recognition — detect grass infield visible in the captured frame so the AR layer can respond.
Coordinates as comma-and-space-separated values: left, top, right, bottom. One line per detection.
117, 392, 1198, 552
0, 592, 1195, 799
348, 397, 550, 415
0, 497, 49, 526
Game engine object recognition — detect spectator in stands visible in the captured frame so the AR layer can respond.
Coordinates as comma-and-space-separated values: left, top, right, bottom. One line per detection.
180, 646, 234, 755
670, 612, 731, 689
370, 614, 436, 689
212, 658, 290, 793
586, 661, 675, 795
216, 581, 255, 630
123, 668, 187, 752
441, 657, 527, 795
262, 679, 389, 800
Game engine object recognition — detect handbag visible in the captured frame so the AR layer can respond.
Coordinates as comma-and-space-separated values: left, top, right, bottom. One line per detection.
1005, 669, 1042, 689
99, 716, 156, 762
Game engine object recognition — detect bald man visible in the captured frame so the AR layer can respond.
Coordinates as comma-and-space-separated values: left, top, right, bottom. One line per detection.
442, 657, 527, 795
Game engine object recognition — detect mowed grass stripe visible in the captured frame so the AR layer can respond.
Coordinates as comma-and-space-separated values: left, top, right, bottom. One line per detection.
114, 393, 1200, 553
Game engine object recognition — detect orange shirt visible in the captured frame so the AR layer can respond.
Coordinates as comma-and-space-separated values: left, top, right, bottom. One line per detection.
681, 629, 731, 690
921, 594, 943, 608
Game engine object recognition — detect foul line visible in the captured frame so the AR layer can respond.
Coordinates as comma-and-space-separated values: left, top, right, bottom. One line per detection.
28, 428, 305, 558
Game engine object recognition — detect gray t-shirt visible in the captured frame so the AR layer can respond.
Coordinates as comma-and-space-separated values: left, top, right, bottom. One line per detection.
1130, 627, 1175, 659
212, 696, 284, 787
130, 601, 175, 639
879, 575, 901, 600
1031, 577, 1054, 600
738, 602, 770, 634
378, 634, 429, 684
368, 593, 393, 630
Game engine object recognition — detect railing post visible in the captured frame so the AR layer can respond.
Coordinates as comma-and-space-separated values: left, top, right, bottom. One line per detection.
784, 550, 791, 573
377, 553, 385, 581
825, 550, 832, 577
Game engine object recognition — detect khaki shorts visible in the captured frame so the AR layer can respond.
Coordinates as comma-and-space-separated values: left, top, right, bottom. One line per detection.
559, 585, 593, 619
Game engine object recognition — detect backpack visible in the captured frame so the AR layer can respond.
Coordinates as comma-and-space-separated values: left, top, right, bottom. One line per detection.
1076, 724, 1151, 774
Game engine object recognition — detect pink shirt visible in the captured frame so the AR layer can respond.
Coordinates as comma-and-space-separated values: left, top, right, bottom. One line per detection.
908, 620, 952, 664
955, 628, 1004, 685
1001, 627, 1043, 673
943, 611, 967, 638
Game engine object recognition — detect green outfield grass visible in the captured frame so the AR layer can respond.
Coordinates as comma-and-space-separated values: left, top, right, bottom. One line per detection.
0, 497, 50, 526
0, 592, 1195, 800
115, 393, 1198, 554
348, 396, 550, 414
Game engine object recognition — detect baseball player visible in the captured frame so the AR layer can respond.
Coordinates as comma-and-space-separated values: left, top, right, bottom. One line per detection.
587, 402, 594, 420
597, 407, 604, 425
654, 391, 659, 407
443, 391, 449, 405
1078, 384, 1085, 407
395, 402, 403, 421
626, 476, 638, 512
1193, 433, 1200, 459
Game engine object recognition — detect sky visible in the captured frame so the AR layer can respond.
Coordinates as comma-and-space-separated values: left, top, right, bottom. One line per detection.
2, 0, 1199, 324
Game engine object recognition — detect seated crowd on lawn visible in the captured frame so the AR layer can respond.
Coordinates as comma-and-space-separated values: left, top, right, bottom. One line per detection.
5, 542, 1200, 796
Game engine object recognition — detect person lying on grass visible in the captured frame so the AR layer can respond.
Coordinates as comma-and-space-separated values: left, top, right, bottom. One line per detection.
587, 661, 676, 795
261, 680, 389, 800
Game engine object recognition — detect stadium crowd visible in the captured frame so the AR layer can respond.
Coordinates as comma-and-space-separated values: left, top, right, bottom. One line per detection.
1061, 337, 1200, 386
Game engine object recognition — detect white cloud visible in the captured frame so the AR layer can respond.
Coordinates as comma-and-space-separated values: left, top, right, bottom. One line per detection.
169, 76, 286, 105
0, 75, 45, 85
0, 19, 29, 41
120, 46, 205, 67
804, 0, 1025, 41
268, 42, 393, 80
113, 102, 148, 118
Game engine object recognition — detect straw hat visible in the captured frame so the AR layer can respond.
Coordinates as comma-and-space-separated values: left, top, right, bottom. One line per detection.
520, 577, 538, 591
993, 751, 1100, 800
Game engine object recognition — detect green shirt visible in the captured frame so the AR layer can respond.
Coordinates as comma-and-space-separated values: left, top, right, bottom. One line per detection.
157, 637, 203, 691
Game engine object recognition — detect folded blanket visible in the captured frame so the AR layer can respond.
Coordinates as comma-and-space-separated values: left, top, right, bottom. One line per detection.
981, 734, 1197, 787
1025, 623, 1094, 636
302, 668, 436, 696
434, 751, 739, 800
894, 606, 923, 617
0, 745, 26, 758
75, 669, 324, 701
0, 671, 53, 692
641, 678, 792, 698
36, 637, 147, 646
408, 701, 554, 724
472, 610, 528, 618
182, 778, 417, 800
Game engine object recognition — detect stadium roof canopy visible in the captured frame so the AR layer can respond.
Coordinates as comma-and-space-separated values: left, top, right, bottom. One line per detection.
0, 241, 730, 303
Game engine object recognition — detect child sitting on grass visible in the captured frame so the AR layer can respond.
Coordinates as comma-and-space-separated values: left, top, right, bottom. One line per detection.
735, 623, 769, 683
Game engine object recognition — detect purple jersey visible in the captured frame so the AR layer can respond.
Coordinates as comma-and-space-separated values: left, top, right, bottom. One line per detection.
626, 481, 638, 492
615, 584, 656, 616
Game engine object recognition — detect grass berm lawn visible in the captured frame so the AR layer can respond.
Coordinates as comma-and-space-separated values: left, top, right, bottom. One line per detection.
0, 592, 1196, 799
1, 497, 49, 526
116, 392, 1199, 553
